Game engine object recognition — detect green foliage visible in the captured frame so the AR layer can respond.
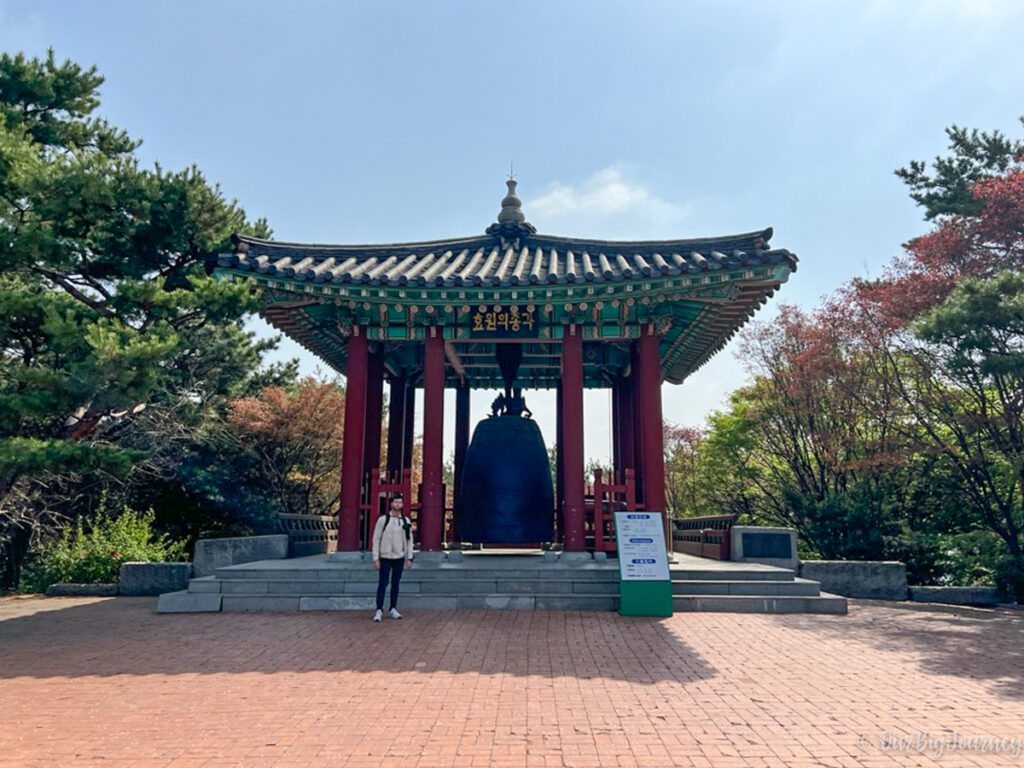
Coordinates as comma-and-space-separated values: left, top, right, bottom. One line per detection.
895, 118, 1024, 220
785, 486, 901, 561
903, 530, 1013, 589
18, 504, 186, 592
0, 436, 138, 485
0, 48, 292, 588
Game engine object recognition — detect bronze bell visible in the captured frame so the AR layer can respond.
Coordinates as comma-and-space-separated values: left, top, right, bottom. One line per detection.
455, 410, 554, 544
455, 344, 554, 543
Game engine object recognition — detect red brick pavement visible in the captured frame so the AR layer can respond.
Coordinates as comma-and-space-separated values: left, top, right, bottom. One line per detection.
1, 596, 1023, 767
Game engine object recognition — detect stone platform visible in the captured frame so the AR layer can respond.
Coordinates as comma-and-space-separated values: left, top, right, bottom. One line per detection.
157, 551, 846, 614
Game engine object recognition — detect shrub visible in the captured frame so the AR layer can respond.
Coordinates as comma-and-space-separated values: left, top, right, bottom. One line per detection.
19, 506, 186, 592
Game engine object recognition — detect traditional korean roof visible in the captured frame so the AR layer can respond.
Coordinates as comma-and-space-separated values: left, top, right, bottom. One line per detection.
221, 228, 790, 287
214, 181, 798, 388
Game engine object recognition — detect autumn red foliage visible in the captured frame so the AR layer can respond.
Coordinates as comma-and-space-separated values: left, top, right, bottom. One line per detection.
226, 379, 346, 518
682, 159, 1024, 590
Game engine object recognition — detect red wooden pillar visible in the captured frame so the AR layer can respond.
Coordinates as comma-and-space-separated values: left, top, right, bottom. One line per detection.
338, 327, 368, 551
452, 381, 470, 543
561, 325, 585, 552
611, 380, 622, 477
386, 374, 407, 478
630, 340, 645, 503
363, 347, 384, 480
613, 373, 636, 481
555, 382, 564, 542
638, 325, 669, 545
456, 382, 471, 499
420, 329, 445, 551
453, 382, 470, 500
402, 378, 416, 471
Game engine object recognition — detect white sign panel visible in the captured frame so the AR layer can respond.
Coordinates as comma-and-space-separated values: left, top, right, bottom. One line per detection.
614, 512, 670, 582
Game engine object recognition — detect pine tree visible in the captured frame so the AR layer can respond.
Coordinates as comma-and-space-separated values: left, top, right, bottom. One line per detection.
0, 50, 285, 586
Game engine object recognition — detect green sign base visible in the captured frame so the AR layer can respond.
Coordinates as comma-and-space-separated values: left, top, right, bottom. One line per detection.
619, 580, 674, 617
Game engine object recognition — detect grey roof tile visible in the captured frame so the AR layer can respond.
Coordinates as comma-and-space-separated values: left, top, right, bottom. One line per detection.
220, 228, 796, 288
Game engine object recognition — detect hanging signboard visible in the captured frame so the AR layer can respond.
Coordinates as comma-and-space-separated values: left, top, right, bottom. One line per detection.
468, 306, 538, 338
614, 511, 673, 617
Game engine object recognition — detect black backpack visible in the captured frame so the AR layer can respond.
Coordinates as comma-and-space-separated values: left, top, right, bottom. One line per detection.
382, 513, 412, 542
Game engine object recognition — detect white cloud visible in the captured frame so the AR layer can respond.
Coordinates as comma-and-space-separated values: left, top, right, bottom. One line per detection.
525, 166, 698, 240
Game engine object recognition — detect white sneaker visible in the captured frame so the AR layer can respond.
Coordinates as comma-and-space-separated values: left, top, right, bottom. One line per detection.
389, 608, 402, 620
373, 609, 382, 622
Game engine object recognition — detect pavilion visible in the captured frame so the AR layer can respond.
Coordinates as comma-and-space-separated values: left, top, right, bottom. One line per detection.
214, 181, 797, 555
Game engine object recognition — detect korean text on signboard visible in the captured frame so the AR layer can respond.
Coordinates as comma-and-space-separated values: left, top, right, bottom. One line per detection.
614, 512, 671, 582
468, 306, 538, 338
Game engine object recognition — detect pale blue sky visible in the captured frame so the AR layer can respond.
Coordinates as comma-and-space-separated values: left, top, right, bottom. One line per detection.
3, 1, 1023, 462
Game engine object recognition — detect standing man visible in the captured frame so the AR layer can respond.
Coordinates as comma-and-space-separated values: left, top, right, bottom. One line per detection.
371, 493, 414, 621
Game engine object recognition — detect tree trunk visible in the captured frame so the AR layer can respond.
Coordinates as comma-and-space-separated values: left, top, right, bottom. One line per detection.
1, 525, 31, 590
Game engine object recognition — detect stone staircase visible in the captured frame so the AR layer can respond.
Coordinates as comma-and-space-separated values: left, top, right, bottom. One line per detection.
157, 553, 846, 614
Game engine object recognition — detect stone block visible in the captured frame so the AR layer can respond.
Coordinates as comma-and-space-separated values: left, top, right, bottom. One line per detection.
421, 580, 496, 593
156, 590, 221, 613
46, 583, 118, 597
572, 581, 618, 595
535, 595, 615, 611
187, 577, 221, 594
673, 580, 731, 595
672, 594, 847, 614
559, 552, 593, 564
193, 535, 288, 577
267, 581, 347, 595
445, 550, 464, 563
799, 560, 908, 600
730, 526, 798, 570
118, 562, 191, 596
496, 579, 567, 594
414, 551, 447, 566
402, 595, 457, 609
343, 581, 381, 594
326, 551, 368, 564
910, 586, 1004, 606
221, 595, 300, 612
457, 595, 535, 609
300, 596, 375, 611
220, 580, 267, 594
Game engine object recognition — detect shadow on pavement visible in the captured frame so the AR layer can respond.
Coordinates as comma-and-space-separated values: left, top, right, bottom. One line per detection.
0, 596, 717, 685
781, 600, 1024, 700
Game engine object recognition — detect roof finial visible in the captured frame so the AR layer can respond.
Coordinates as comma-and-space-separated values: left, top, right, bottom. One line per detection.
487, 176, 536, 237
498, 179, 525, 224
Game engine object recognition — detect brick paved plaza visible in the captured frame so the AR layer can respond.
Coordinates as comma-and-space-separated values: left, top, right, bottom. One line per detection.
1, 597, 1022, 768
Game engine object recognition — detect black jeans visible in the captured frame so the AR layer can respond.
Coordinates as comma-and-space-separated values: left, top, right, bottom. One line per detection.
376, 557, 405, 611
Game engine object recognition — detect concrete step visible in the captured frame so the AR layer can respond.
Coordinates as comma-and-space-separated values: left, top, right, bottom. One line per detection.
157, 590, 221, 613
162, 585, 846, 614
215, 593, 619, 612
671, 578, 821, 596
668, 568, 795, 581
672, 592, 847, 614
212, 567, 620, 581
190, 578, 619, 596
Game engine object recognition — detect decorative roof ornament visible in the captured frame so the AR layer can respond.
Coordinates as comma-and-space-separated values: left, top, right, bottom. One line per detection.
486, 179, 537, 239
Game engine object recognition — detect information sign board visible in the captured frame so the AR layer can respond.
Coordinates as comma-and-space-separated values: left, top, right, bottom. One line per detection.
614, 511, 673, 616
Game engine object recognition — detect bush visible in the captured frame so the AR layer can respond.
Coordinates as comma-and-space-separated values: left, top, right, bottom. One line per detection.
19, 506, 187, 592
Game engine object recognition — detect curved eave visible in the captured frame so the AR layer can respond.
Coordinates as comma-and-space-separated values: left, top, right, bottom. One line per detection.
224, 228, 794, 288
225, 257, 796, 388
